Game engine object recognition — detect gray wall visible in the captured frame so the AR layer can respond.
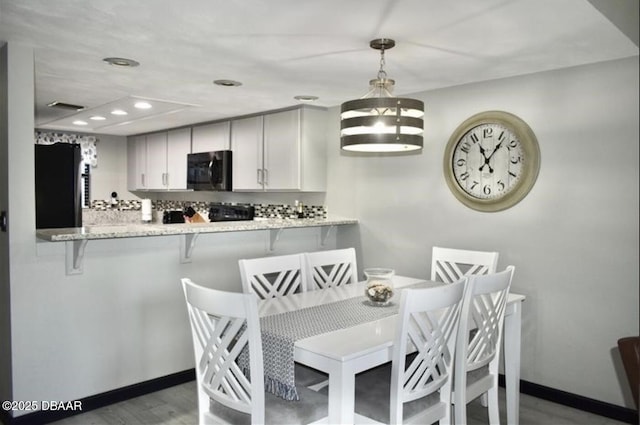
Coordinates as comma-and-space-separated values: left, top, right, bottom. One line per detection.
1, 42, 638, 415
327, 57, 639, 408
0, 43, 14, 410
1, 42, 38, 411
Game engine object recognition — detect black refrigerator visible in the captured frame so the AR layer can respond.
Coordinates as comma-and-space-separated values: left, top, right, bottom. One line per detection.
35, 143, 83, 229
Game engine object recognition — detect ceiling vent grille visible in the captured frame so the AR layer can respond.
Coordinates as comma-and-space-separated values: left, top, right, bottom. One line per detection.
47, 101, 85, 111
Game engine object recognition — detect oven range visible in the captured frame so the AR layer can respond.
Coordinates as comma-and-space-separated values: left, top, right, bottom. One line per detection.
208, 204, 255, 222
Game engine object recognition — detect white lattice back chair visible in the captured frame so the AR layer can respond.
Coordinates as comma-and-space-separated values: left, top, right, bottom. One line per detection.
304, 248, 358, 290
389, 279, 466, 425
239, 253, 308, 299
453, 266, 515, 425
180, 278, 264, 424
431, 246, 499, 283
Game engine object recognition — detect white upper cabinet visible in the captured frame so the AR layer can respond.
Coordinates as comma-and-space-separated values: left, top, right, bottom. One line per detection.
231, 115, 264, 191
232, 107, 327, 192
127, 106, 326, 192
263, 109, 300, 190
166, 128, 191, 189
127, 135, 149, 190
192, 121, 230, 153
127, 128, 191, 191
145, 132, 168, 189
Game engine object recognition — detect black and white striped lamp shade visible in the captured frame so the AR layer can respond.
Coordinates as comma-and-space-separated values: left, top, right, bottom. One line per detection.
340, 97, 424, 152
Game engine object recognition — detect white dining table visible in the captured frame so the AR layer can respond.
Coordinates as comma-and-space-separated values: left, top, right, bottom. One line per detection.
258, 276, 526, 425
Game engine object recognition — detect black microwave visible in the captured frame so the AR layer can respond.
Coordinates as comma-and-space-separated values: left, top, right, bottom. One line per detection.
187, 150, 232, 191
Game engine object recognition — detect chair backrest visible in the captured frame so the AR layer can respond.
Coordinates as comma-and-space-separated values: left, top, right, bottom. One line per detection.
456, 266, 514, 375
431, 246, 499, 283
389, 279, 466, 424
181, 278, 265, 424
305, 248, 358, 290
238, 253, 308, 299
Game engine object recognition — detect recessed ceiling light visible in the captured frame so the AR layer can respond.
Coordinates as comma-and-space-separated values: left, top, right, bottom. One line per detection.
73, 120, 88, 126
111, 109, 128, 116
213, 79, 242, 87
103, 57, 140, 67
134, 101, 152, 109
294, 95, 319, 102
89, 115, 106, 121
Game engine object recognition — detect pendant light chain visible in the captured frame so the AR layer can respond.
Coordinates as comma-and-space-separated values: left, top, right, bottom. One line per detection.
378, 48, 387, 80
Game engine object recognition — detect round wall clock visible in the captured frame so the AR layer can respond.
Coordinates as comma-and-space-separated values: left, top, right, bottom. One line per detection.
443, 111, 540, 212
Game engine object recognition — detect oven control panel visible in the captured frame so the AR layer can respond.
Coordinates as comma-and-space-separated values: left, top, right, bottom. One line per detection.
208, 204, 255, 222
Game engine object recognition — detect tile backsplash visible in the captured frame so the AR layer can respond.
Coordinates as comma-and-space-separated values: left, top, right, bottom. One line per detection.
85, 200, 327, 225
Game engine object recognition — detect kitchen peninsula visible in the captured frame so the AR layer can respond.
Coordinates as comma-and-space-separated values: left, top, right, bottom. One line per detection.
36, 217, 357, 274
36, 217, 357, 242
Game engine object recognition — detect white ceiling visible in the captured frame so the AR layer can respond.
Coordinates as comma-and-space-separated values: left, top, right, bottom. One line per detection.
0, 0, 638, 136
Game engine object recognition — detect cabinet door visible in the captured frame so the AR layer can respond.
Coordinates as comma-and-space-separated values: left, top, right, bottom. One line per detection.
231, 116, 263, 191
299, 107, 327, 191
166, 128, 191, 189
192, 122, 230, 153
145, 132, 168, 189
127, 135, 147, 190
263, 109, 300, 190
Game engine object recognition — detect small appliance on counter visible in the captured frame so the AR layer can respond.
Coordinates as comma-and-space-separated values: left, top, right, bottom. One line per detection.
162, 210, 185, 224
208, 204, 255, 222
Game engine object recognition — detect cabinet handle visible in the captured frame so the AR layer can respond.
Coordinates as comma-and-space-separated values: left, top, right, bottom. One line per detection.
257, 169, 263, 184
141, 173, 145, 187
263, 168, 268, 186
165, 173, 169, 187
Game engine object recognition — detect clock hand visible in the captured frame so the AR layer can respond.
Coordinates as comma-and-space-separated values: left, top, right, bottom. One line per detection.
487, 141, 504, 161
478, 144, 488, 159
479, 141, 506, 173
478, 144, 494, 173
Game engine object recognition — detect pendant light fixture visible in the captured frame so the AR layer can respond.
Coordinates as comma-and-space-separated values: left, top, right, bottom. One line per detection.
340, 38, 424, 152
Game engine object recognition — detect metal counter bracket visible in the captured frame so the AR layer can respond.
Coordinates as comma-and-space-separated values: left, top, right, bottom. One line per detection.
180, 233, 199, 263
320, 225, 335, 246
269, 228, 284, 251
65, 240, 88, 275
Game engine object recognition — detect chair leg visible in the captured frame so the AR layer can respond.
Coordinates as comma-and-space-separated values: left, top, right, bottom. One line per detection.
487, 385, 500, 425
441, 404, 453, 425
454, 400, 467, 425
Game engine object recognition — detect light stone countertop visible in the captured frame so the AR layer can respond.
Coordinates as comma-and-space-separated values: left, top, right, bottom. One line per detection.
35, 217, 358, 242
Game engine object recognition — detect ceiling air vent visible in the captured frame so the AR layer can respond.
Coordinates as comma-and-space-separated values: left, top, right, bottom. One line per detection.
47, 101, 85, 111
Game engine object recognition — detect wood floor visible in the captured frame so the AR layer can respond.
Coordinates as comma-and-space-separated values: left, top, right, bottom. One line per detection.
49, 378, 628, 425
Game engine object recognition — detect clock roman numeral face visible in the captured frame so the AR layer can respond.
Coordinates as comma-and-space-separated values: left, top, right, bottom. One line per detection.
452, 123, 524, 199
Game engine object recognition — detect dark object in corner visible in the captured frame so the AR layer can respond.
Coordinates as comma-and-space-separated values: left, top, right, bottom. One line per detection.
618, 336, 639, 410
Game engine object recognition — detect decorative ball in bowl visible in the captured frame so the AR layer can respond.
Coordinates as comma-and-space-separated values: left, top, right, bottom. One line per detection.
364, 268, 395, 305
